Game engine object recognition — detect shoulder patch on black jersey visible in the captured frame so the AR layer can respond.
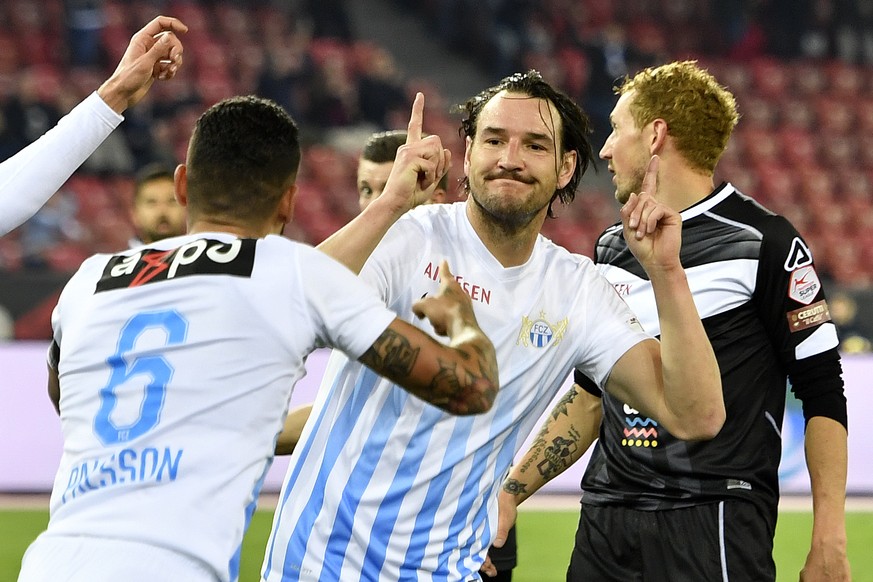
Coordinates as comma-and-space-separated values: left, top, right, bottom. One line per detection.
787, 265, 821, 305
786, 299, 831, 332
783, 237, 813, 271
95, 238, 256, 293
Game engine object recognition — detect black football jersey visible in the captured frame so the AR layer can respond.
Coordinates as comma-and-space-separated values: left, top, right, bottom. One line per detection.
577, 183, 842, 525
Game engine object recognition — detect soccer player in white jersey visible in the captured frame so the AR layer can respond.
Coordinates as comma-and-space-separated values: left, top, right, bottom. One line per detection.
0, 16, 186, 237
262, 71, 726, 581
17, 95, 499, 582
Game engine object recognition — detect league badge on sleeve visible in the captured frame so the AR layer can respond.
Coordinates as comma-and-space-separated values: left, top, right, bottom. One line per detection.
787, 265, 821, 305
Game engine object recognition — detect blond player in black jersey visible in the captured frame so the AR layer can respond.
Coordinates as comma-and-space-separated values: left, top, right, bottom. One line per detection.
496, 61, 850, 582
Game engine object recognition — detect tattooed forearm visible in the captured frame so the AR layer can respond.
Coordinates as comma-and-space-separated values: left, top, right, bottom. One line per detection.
503, 478, 528, 496
427, 355, 497, 415
518, 435, 547, 474
360, 328, 420, 377
361, 328, 497, 415
536, 426, 582, 480
550, 385, 580, 421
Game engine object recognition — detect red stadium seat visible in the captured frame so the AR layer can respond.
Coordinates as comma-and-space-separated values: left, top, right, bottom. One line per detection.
740, 95, 778, 129
736, 127, 779, 162
815, 96, 855, 135
779, 98, 815, 131
756, 163, 798, 204
779, 128, 817, 167
751, 58, 790, 99
820, 132, 858, 170
791, 60, 828, 96
825, 61, 864, 97
854, 98, 873, 132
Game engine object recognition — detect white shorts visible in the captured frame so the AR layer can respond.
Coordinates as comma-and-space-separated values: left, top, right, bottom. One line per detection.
18, 534, 220, 582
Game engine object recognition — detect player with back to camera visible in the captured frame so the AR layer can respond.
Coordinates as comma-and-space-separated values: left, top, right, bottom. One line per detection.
261, 71, 725, 582
496, 60, 850, 582
0, 16, 186, 237
17, 93, 500, 582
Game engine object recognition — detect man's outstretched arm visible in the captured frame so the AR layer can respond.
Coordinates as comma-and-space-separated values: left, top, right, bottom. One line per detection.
0, 15, 187, 236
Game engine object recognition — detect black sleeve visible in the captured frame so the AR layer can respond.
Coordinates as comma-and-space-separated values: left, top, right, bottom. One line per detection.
574, 368, 603, 397
788, 348, 848, 431
753, 216, 847, 430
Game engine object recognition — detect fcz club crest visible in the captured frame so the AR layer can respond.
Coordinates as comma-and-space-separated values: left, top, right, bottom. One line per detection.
517, 311, 568, 348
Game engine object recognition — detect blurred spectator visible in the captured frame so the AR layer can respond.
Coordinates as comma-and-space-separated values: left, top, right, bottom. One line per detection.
304, 0, 354, 41
356, 45, 408, 128
257, 32, 315, 121
2, 69, 62, 157
799, 0, 839, 59
18, 191, 85, 269
580, 23, 660, 147
308, 52, 359, 127
64, 0, 105, 67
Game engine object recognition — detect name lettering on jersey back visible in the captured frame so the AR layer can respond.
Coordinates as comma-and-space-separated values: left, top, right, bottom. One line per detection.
61, 446, 184, 504
96, 238, 256, 293
423, 261, 491, 304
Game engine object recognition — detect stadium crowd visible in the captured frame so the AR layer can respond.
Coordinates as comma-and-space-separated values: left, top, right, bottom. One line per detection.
1, 0, 872, 347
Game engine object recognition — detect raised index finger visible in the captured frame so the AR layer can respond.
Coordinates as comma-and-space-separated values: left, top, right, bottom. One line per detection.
406, 92, 424, 144
641, 154, 660, 197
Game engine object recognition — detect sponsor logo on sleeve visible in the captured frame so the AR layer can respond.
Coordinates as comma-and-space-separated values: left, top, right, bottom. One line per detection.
787, 265, 821, 305
786, 299, 832, 333
783, 237, 813, 271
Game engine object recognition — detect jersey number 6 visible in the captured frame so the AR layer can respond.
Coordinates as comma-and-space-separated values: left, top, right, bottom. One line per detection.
94, 310, 189, 445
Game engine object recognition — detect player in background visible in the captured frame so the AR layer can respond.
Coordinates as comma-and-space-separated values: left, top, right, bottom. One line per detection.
0, 16, 186, 237
496, 61, 850, 582
18, 94, 498, 582
357, 129, 447, 212
129, 162, 187, 246
261, 72, 725, 581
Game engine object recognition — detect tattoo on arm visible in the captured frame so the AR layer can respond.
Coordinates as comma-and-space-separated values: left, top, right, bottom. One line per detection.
518, 434, 547, 474
360, 328, 497, 414
536, 426, 582, 480
503, 478, 528, 496
550, 385, 580, 421
360, 328, 420, 377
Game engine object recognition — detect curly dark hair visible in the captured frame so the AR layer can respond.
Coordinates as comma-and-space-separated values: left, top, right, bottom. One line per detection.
456, 70, 595, 218
186, 95, 301, 223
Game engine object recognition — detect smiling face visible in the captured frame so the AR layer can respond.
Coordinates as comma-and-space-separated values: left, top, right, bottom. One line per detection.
599, 90, 652, 204
463, 90, 576, 229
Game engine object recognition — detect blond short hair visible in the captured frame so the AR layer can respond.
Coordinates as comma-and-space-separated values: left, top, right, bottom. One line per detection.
618, 61, 739, 174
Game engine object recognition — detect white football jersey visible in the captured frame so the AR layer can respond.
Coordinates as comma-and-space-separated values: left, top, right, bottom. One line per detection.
263, 202, 649, 581
33, 233, 396, 582
0, 92, 122, 236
